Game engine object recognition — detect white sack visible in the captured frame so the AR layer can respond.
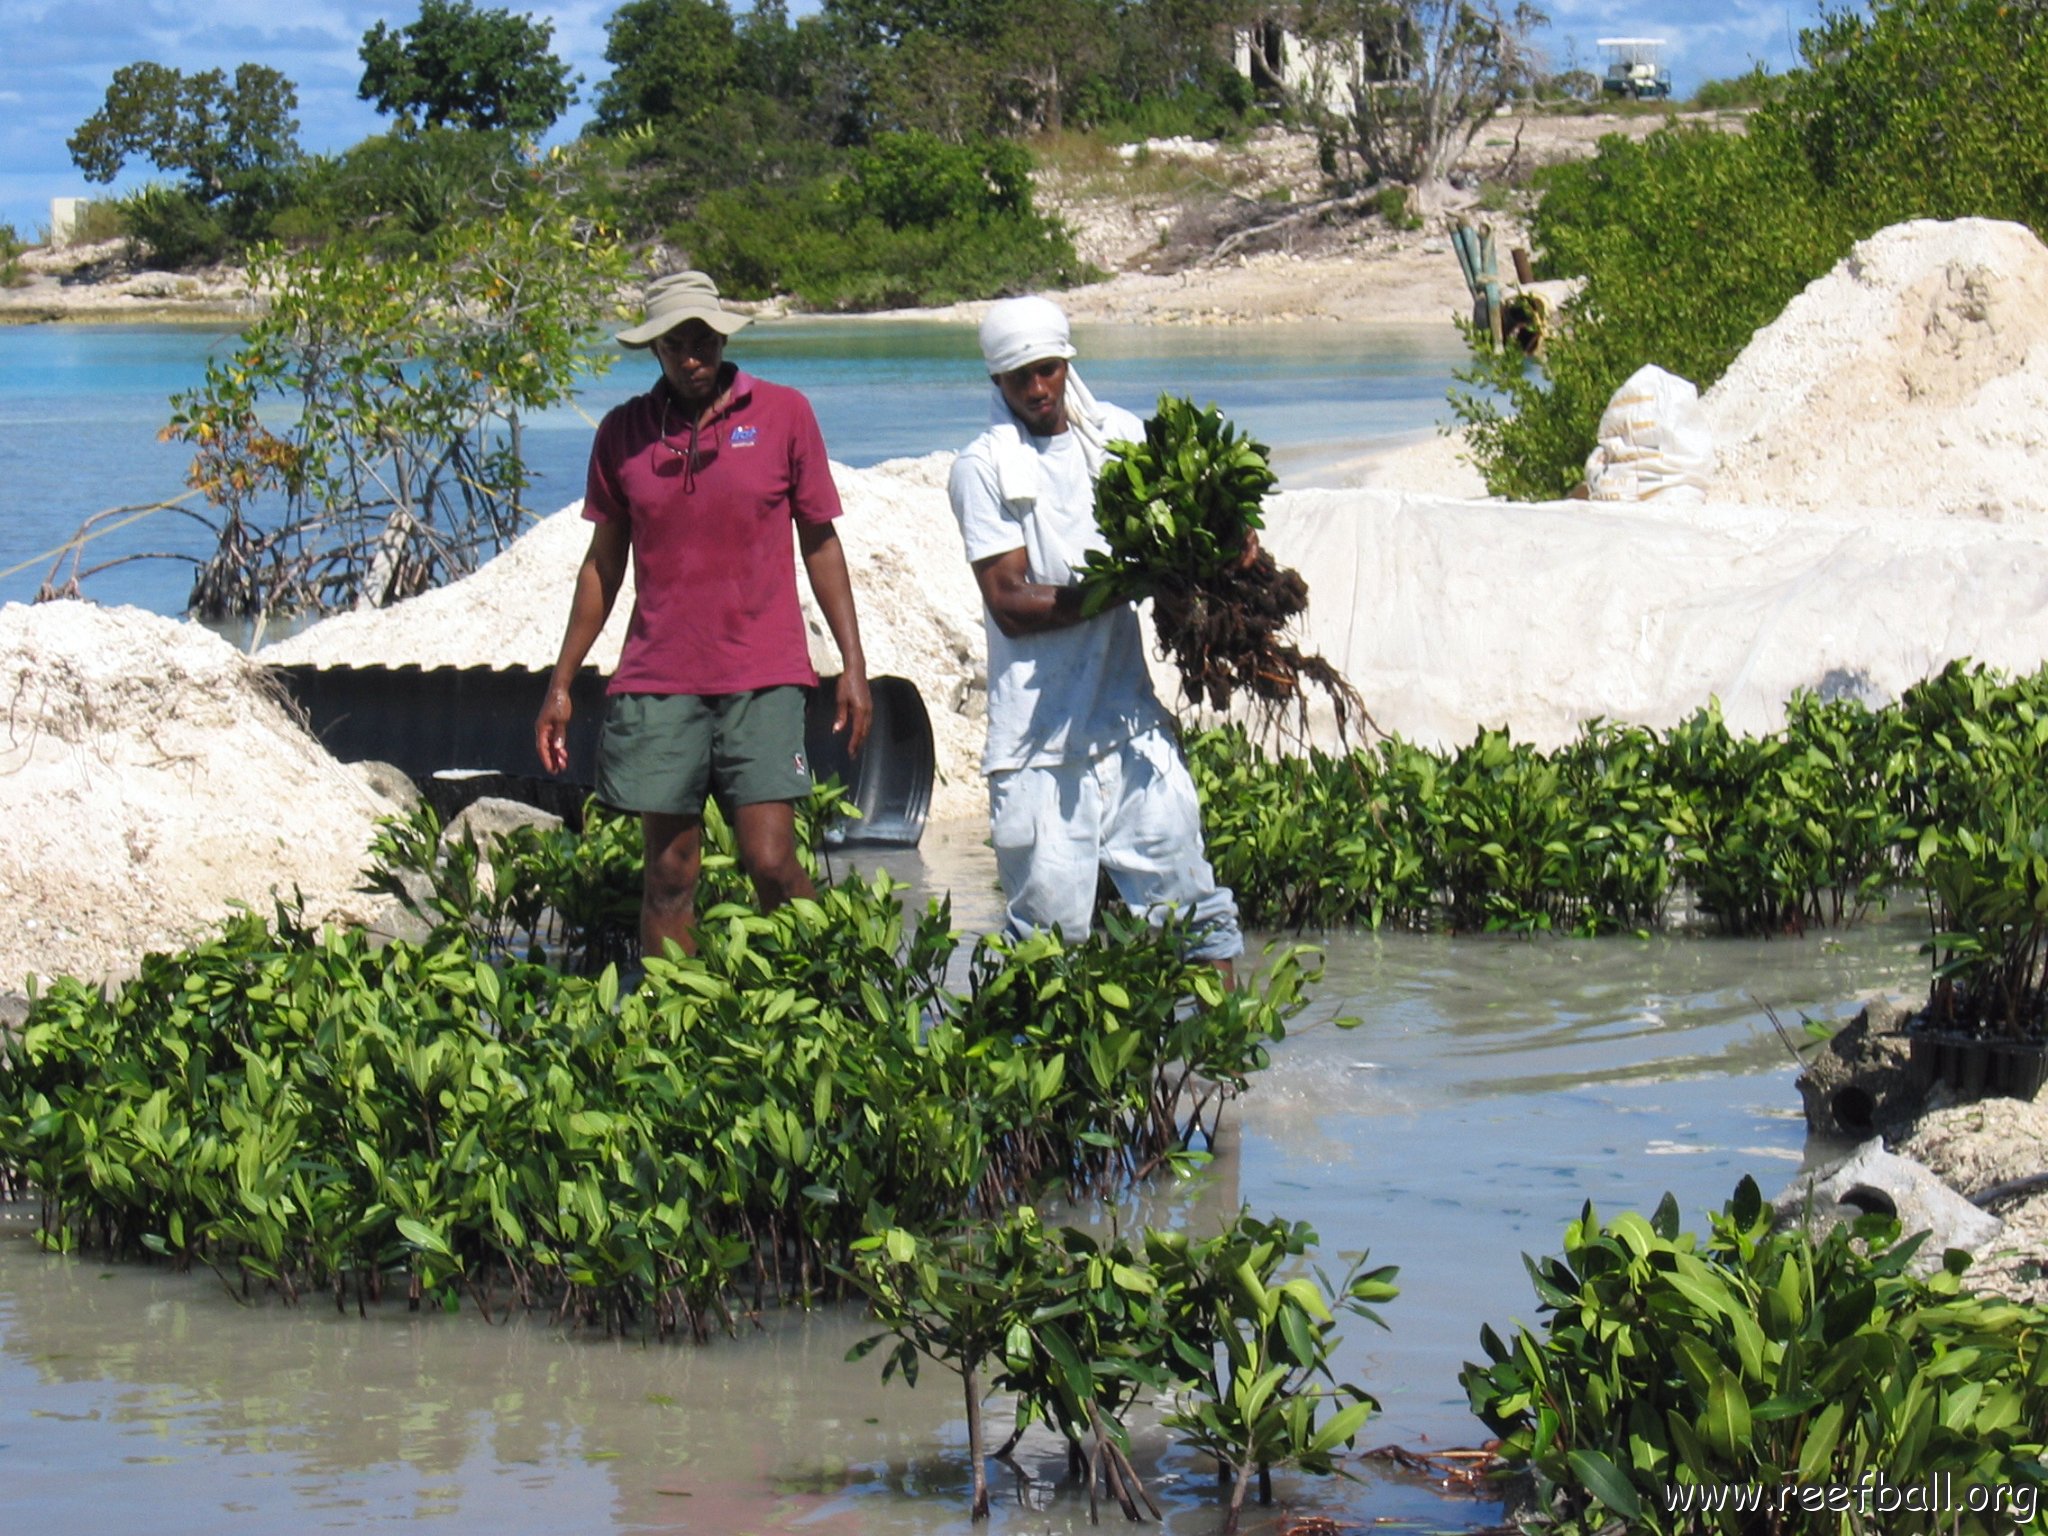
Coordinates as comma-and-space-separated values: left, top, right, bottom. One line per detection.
1584, 363, 1715, 505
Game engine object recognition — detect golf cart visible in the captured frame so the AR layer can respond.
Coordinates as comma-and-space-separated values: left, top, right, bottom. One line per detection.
1598, 37, 1672, 100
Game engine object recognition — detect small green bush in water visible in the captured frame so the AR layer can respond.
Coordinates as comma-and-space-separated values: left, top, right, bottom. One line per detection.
1464, 1176, 2048, 1534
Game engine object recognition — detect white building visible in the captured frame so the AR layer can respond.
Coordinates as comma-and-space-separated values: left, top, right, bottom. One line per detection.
1233, 20, 1369, 116
48, 197, 88, 246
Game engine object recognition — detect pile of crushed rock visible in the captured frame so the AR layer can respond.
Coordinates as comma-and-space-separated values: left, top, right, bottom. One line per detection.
1894, 1095, 2048, 1301
1703, 217, 2048, 521
0, 602, 404, 990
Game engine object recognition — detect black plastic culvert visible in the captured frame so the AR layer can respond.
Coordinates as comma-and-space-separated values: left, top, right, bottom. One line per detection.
268, 663, 934, 848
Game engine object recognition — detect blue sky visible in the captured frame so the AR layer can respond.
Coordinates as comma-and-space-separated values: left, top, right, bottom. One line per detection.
0, 0, 1821, 244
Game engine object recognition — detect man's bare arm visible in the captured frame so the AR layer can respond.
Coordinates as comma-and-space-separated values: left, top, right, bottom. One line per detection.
535, 520, 629, 775
797, 521, 873, 757
970, 547, 1092, 638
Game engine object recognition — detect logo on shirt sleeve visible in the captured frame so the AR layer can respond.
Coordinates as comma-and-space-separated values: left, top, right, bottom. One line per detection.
731, 425, 759, 448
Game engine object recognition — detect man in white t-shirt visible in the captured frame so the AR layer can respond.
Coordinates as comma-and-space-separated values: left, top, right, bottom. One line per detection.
947, 296, 1243, 976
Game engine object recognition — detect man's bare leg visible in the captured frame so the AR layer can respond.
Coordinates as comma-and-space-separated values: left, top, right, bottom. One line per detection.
641, 811, 704, 959
733, 799, 814, 910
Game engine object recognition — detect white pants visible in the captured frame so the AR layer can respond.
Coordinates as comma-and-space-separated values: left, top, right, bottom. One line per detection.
987, 727, 1242, 961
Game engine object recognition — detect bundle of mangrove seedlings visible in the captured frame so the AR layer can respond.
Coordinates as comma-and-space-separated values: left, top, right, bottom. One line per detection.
1079, 395, 1365, 737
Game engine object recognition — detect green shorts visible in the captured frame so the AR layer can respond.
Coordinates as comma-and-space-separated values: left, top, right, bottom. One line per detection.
596, 687, 812, 817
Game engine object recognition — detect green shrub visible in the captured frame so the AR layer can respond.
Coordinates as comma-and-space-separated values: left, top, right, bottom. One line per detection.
120, 184, 230, 268
679, 132, 1090, 310
0, 222, 24, 287
1374, 183, 1422, 229
846, 130, 1034, 229
1465, 1177, 2048, 1534
1454, 123, 1849, 500
68, 199, 126, 244
0, 812, 1320, 1326
1075, 72, 1257, 142
1690, 69, 1785, 111
270, 128, 528, 253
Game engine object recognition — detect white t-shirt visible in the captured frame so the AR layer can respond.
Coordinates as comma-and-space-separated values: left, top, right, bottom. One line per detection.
949, 405, 1172, 775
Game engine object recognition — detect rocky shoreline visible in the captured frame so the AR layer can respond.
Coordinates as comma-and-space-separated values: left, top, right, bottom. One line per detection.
0, 240, 257, 325
1, 230, 1471, 332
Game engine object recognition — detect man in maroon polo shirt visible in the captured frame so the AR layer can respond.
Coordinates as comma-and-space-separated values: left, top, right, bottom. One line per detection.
535, 270, 871, 961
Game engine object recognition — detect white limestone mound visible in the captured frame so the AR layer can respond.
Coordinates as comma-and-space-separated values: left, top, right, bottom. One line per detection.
1704, 218, 2048, 521
0, 601, 402, 990
261, 455, 992, 824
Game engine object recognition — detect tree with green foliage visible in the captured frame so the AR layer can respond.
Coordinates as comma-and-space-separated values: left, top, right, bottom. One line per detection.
1109, 0, 1247, 105
272, 127, 531, 253
66, 61, 301, 259
1782, 0, 2048, 224
593, 0, 743, 132
1689, 67, 1783, 110
682, 129, 1089, 309
1455, 0, 2048, 498
158, 151, 626, 619
1457, 122, 1849, 499
825, 0, 1115, 136
589, 0, 852, 238
0, 223, 25, 287
1284, 0, 1545, 188
359, 0, 578, 133
68, 61, 301, 201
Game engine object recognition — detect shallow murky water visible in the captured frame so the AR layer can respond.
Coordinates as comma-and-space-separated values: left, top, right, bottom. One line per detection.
0, 831, 1930, 1533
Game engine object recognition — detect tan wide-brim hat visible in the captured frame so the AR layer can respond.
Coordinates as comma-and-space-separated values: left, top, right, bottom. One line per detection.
616, 270, 751, 347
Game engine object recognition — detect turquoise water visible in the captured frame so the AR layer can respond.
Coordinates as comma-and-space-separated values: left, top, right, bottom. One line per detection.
0, 319, 1471, 615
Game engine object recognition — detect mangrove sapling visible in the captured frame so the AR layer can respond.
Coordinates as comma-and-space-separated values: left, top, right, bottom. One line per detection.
1779, 690, 1910, 927
846, 1210, 1395, 1528
955, 916, 1318, 1202
362, 782, 856, 975
1658, 700, 1903, 937
145, 155, 627, 621
1549, 719, 1674, 935
988, 1221, 1176, 1522
1075, 396, 1365, 739
1147, 1213, 1397, 1534
1914, 776, 2048, 1041
847, 1212, 1063, 1521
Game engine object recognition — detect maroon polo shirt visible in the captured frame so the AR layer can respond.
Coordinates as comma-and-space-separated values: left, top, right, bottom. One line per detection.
584, 369, 842, 696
